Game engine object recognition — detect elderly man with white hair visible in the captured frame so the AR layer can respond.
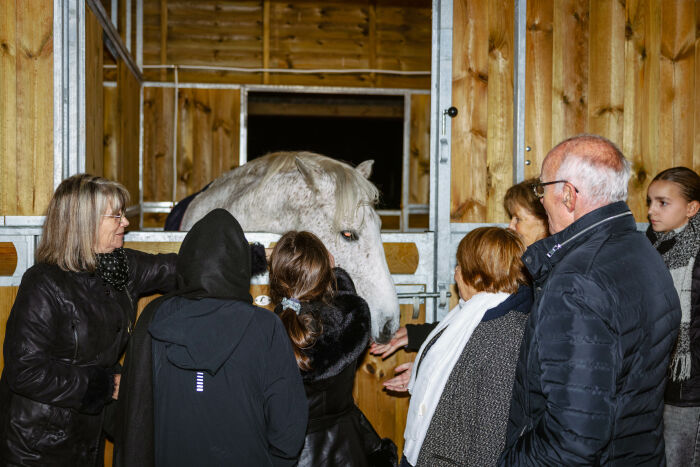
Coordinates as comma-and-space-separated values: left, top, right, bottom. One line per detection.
499, 134, 681, 465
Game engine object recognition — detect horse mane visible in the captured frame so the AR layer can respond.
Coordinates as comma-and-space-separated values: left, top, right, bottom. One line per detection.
231, 151, 379, 229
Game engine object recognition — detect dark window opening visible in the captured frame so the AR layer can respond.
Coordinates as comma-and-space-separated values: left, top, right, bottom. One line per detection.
246, 92, 404, 210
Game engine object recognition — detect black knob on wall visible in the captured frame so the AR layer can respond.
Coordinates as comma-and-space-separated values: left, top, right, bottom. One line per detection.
445, 106, 458, 118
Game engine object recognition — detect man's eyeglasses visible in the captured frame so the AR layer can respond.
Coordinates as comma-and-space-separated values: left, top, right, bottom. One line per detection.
530, 180, 579, 199
103, 212, 125, 222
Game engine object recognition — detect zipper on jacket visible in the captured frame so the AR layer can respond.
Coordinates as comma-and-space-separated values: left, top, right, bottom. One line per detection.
124, 291, 134, 333
71, 320, 79, 361
546, 211, 633, 258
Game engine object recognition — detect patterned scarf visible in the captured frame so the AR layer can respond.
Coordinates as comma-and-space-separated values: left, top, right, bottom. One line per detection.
649, 213, 700, 381
96, 247, 130, 291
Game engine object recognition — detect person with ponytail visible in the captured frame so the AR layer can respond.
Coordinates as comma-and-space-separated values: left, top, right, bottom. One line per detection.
269, 231, 397, 467
646, 167, 700, 466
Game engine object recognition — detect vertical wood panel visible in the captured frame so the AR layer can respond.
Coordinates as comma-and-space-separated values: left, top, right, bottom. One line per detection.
143, 87, 175, 203
13, 0, 53, 215
551, 0, 589, 144
116, 61, 141, 202
450, 0, 489, 222
486, 0, 514, 222
0, 0, 17, 215
524, 0, 553, 178
0, 287, 18, 374
695, 1, 700, 170
588, 0, 625, 145
354, 302, 425, 458
409, 94, 430, 205
623, 0, 662, 220
86, 7, 104, 177
103, 86, 120, 181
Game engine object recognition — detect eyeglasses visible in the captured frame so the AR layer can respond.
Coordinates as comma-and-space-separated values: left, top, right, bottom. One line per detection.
530, 180, 579, 199
103, 212, 125, 222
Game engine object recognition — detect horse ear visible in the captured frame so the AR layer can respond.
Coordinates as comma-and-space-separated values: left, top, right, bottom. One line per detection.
294, 157, 320, 194
356, 160, 374, 179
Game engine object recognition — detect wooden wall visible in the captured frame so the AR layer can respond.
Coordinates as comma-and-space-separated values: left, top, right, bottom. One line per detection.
0, 0, 54, 216
451, 0, 700, 223
141, 0, 431, 89
86, 7, 105, 177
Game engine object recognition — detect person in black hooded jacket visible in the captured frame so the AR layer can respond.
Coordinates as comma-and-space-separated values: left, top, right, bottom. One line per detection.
269, 230, 397, 467
114, 209, 307, 467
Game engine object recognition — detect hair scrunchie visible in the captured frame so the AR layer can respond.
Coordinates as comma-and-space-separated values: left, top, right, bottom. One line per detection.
281, 297, 301, 314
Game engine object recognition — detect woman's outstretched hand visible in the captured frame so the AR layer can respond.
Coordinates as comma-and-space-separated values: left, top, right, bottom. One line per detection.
383, 361, 413, 393
369, 326, 408, 359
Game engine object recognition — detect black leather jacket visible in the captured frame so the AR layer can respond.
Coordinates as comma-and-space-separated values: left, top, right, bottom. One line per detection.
0, 248, 176, 467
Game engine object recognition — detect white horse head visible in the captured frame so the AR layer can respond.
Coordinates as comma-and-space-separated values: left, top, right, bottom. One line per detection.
180, 151, 400, 343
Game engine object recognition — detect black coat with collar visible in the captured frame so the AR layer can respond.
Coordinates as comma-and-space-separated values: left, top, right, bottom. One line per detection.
0, 249, 176, 467
500, 201, 681, 466
295, 268, 397, 467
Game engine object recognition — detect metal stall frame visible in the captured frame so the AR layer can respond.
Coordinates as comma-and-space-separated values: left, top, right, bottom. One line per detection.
1, 0, 546, 324
134, 79, 431, 233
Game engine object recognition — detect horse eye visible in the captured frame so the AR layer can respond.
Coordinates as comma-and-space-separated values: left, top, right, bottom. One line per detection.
340, 230, 358, 241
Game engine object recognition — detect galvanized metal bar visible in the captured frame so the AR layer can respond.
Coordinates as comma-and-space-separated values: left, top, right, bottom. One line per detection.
86, 0, 143, 82
111, 0, 118, 28
171, 66, 179, 202
125, 0, 132, 52
139, 81, 429, 95
239, 87, 248, 165
431, 0, 454, 321
401, 92, 412, 232
136, 0, 143, 69
54, 0, 86, 182
513, 0, 527, 184
138, 84, 145, 229
139, 63, 430, 76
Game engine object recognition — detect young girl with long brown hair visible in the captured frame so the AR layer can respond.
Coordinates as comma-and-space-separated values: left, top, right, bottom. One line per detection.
269, 231, 396, 467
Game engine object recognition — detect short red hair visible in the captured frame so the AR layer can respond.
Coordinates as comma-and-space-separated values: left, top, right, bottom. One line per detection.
457, 227, 527, 294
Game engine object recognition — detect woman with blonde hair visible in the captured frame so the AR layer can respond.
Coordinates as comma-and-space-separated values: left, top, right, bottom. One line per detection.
0, 174, 176, 466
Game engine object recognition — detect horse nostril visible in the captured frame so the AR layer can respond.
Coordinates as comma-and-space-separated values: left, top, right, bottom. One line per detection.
375, 320, 395, 345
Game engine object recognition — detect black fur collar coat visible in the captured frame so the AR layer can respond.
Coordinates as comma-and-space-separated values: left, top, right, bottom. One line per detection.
294, 268, 397, 467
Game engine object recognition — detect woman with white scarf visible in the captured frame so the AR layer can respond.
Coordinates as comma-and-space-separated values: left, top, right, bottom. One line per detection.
396, 227, 532, 467
646, 167, 700, 467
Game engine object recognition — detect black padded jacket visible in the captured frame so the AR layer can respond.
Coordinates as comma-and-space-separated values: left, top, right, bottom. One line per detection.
500, 202, 681, 466
0, 249, 176, 467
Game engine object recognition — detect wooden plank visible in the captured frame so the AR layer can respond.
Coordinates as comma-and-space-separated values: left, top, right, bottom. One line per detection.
0, 287, 19, 374
354, 301, 425, 458
103, 86, 120, 182
0, 242, 18, 276
210, 89, 240, 178
450, 0, 489, 222
263, 0, 270, 84
86, 7, 104, 177
660, 0, 695, 169
15, 0, 53, 215
369, 0, 378, 86
551, 0, 589, 144
383, 242, 419, 275
117, 60, 141, 201
524, 0, 553, 178
0, 0, 17, 216
486, 0, 514, 222
160, 0, 167, 81
124, 241, 181, 254
142, 86, 175, 202
695, 1, 700, 171
409, 94, 430, 205
248, 101, 403, 118
588, 0, 625, 145
192, 89, 214, 194
623, 0, 662, 221
176, 88, 194, 199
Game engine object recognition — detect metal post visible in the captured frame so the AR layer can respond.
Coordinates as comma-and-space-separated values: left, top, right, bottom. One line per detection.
239, 87, 248, 165
125, 0, 132, 52
431, 0, 454, 321
136, 0, 143, 69
111, 0, 118, 29
401, 93, 412, 232
54, 0, 86, 186
512, 0, 527, 184
172, 66, 179, 203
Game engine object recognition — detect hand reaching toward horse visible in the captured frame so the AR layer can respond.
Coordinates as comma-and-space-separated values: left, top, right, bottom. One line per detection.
369, 326, 408, 359
383, 362, 413, 393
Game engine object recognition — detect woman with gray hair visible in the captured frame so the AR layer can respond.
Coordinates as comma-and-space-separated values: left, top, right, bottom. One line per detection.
0, 174, 177, 466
